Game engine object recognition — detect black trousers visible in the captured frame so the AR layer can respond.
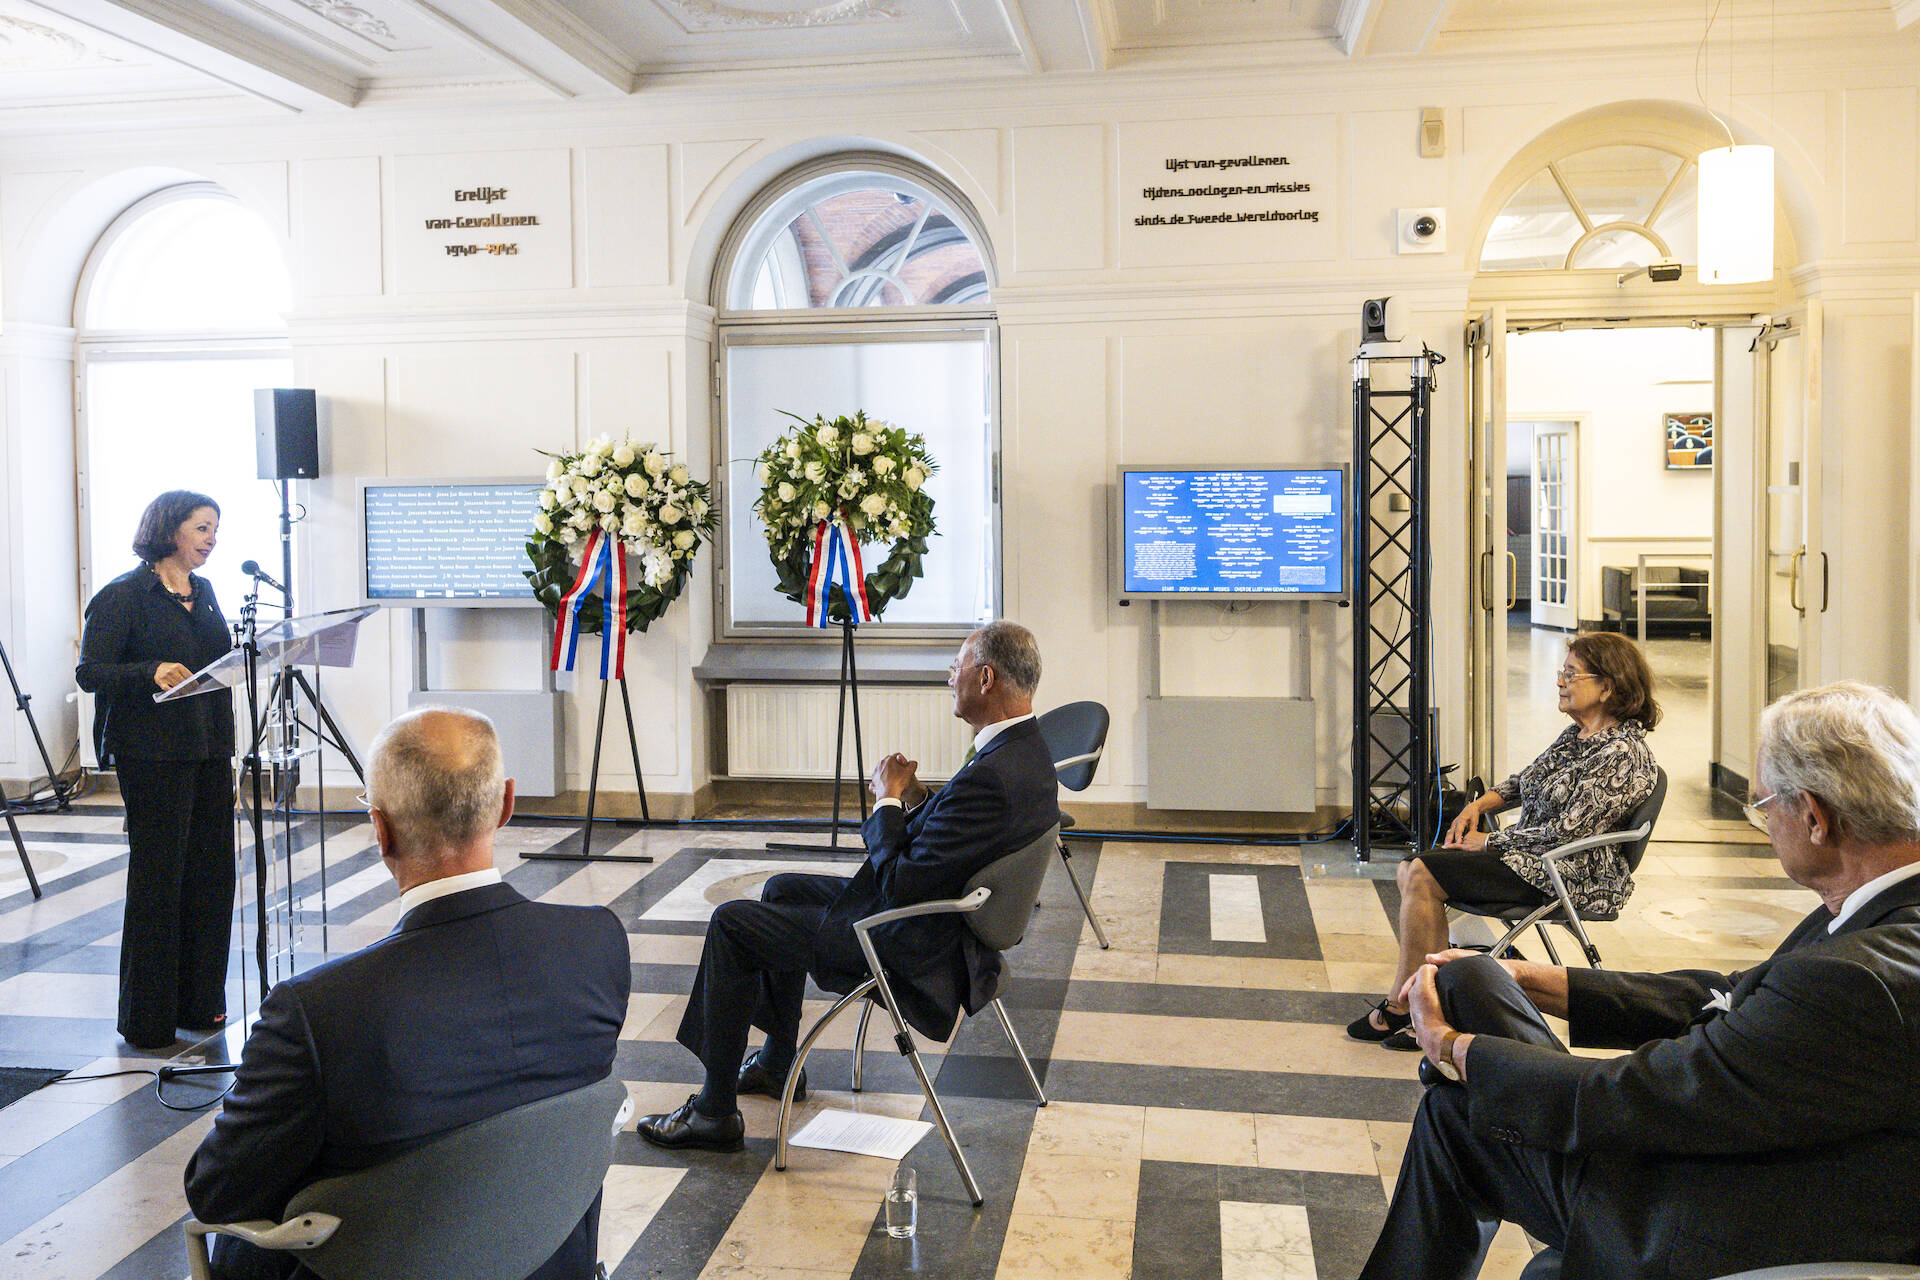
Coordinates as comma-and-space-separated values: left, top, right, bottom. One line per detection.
116, 757, 235, 1048
1359, 954, 1581, 1280
674, 872, 843, 1112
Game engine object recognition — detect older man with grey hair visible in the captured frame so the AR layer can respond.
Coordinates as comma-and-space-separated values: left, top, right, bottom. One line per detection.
1358, 679, 1920, 1280
639, 621, 1059, 1151
185, 707, 630, 1280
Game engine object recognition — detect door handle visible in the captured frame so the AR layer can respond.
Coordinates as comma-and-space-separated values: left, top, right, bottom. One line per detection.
1789, 548, 1805, 613
1506, 552, 1518, 609
1479, 550, 1493, 612
1819, 551, 1829, 613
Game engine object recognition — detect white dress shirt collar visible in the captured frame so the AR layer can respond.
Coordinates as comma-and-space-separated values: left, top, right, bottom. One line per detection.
1829, 859, 1920, 932
398, 867, 503, 918
972, 712, 1035, 756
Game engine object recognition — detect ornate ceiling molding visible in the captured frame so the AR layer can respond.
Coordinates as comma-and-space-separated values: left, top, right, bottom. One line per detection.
0, 12, 127, 69
664, 0, 902, 32
289, 0, 397, 43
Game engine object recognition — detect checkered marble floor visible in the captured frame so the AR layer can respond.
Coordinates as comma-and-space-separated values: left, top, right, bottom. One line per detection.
0, 797, 1807, 1280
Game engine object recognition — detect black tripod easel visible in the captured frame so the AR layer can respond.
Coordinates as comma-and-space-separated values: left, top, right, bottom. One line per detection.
1, 640, 63, 901
0, 636, 65, 899
521, 668, 659, 865
766, 618, 868, 855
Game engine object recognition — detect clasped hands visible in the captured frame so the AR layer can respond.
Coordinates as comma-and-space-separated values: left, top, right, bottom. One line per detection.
1441, 805, 1491, 851
869, 753, 928, 809
1395, 948, 1506, 1082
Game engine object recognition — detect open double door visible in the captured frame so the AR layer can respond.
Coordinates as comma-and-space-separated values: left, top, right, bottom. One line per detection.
1462, 303, 1828, 791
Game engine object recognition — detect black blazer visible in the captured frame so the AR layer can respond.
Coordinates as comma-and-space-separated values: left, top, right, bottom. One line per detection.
76, 563, 234, 765
1467, 874, 1920, 1280
810, 717, 1059, 1039
184, 882, 631, 1280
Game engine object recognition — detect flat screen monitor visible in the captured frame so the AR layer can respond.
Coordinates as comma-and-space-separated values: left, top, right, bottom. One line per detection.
1114, 466, 1348, 601
360, 478, 545, 607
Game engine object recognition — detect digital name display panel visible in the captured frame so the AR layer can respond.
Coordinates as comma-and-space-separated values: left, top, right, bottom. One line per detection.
1117, 467, 1346, 600
362, 481, 544, 606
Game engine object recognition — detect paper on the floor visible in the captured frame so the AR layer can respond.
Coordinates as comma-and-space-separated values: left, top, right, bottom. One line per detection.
789, 1108, 933, 1160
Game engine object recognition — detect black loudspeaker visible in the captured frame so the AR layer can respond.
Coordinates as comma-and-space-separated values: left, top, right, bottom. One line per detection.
255, 388, 319, 480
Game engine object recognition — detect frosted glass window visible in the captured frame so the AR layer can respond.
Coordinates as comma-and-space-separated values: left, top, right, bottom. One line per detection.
724, 337, 992, 630
1481, 145, 1696, 274
726, 171, 990, 312
85, 196, 290, 331
84, 356, 295, 612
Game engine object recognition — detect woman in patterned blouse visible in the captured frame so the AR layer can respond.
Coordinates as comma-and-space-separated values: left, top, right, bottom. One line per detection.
1348, 631, 1661, 1051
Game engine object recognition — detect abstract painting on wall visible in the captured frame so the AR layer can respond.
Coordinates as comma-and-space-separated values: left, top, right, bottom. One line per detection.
1664, 411, 1712, 469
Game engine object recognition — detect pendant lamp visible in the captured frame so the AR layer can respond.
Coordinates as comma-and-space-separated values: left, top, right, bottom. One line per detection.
1696, 144, 1775, 285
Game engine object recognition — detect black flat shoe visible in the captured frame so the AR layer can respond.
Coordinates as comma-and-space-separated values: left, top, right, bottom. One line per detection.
637, 1096, 745, 1152
738, 1048, 804, 1101
1346, 1000, 1411, 1043
180, 1014, 228, 1034
1382, 1028, 1421, 1052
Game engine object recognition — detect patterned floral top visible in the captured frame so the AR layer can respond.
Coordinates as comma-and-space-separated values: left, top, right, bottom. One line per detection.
1485, 720, 1659, 916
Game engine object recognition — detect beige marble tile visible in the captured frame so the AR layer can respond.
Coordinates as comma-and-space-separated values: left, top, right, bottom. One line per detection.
1221, 1199, 1315, 1256
1322, 961, 1399, 996
1302, 878, 1395, 938
0, 971, 120, 1019
699, 1267, 851, 1280
629, 932, 708, 965
1027, 1100, 1144, 1162
1068, 946, 1159, 983
0, 1097, 110, 1157
1142, 1106, 1257, 1166
1153, 953, 1328, 991
1052, 1011, 1412, 1080
994, 1213, 1134, 1280
0, 1112, 214, 1279
1366, 1119, 1413, 1191
698, 1185, 878, 1276
1238, 957, 1332, 991
0, 869, 129, 946
621, 992, 677, 1041
538, 855, 656, 906
1254, 1114, 1379, 1176
1010, 1152, 1141, 1221
597, 1163, 684, 1274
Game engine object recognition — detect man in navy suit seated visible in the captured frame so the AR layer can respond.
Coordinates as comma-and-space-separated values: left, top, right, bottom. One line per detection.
185, 708, 631, 1280
1363, 681, 1920, 1280
638, 620, 1060, 1151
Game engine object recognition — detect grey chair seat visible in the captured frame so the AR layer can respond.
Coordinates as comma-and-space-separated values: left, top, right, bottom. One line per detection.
184, 1075, 632, 1280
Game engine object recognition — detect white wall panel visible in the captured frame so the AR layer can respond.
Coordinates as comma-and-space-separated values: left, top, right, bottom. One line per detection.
385, 348, 575, 477
1350, 109, 1445, 262
1842, 88, 1918, 246
295, 157, 383, 299
1011, 124, 1106, 273
584, 145, 670, 289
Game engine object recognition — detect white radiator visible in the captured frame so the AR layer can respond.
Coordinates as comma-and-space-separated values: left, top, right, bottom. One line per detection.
725, 684, 971, 780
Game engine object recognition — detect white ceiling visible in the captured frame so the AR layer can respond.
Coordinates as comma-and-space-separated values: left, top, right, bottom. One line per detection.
1, 0, 1913, 118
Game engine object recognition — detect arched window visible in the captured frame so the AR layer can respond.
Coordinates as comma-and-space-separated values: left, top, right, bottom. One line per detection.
1480, 144, 1699, 272
714, 156, 998, 636
76, 184, 292, 614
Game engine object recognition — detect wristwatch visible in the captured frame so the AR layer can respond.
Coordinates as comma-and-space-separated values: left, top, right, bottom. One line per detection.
1434, 1029, 1463, 1082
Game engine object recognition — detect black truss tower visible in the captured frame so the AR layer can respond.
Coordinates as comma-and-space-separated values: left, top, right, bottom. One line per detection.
1351, 348, 1439, 862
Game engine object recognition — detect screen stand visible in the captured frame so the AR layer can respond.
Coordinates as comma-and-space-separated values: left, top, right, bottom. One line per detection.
765, 618, 868, 856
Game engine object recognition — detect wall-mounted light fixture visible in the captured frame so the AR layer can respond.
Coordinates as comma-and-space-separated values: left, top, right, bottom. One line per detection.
1696, 143, 1774, 285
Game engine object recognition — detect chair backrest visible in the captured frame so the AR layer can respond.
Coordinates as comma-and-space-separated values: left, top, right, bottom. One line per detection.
1036, 702, 1110, 793
963, 824, 1063, 951
282, 1074, 627, 1280
1618, 767, 1668, 875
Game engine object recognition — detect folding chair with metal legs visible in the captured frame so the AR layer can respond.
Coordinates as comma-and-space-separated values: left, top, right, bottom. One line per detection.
774, 825, 1059, 1207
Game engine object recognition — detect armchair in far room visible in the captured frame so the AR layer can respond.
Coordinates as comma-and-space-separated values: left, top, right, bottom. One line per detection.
1035, 700, 1112, 950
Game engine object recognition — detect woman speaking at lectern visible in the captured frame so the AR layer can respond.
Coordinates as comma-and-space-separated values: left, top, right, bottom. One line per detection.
76, 490, 236, 1051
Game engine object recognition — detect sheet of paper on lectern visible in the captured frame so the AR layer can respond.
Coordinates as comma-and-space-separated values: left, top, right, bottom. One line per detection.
789, 1109, 932, 1161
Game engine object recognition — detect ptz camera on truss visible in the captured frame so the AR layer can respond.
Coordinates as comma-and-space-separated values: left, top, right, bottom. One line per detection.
1359, 296, 1422, 357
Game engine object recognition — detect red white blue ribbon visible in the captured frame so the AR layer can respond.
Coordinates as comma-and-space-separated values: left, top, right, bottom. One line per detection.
803, 514, 873, 627
549, 529, 629, 679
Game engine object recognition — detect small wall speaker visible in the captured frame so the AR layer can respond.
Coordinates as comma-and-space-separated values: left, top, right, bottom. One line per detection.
255, 388, 319, 480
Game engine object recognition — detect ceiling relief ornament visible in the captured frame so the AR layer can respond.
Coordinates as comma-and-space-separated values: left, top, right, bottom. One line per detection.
0, 12, 127, 68
290, 0, 397, 42
665, 0, 902, 30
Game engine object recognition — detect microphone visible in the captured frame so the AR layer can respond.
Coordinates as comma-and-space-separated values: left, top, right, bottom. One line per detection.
240, 560, 288, 593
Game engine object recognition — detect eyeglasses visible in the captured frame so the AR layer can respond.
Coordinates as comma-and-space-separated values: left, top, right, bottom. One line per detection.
1555, 668, 1601, 685
1742, 791, 1780, 827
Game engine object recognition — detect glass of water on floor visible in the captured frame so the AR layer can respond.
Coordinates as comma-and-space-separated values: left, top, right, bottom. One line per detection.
886, 1165, 917, 1238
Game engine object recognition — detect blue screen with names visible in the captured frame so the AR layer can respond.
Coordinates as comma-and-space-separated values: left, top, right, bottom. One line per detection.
1119, 468, 1345, 597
